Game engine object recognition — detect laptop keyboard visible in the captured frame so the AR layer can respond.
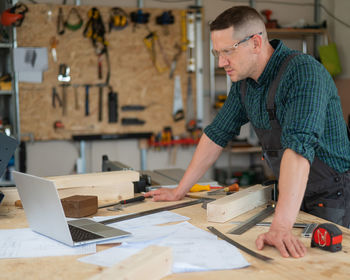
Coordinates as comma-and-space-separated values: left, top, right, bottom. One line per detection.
68, 224, 103, 242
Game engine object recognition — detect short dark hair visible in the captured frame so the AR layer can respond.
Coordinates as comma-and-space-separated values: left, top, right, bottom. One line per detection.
210, 6, 264, 32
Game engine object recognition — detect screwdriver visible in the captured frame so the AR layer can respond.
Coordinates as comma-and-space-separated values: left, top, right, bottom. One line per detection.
207, 183, 239, 195
189, 184, 211, 192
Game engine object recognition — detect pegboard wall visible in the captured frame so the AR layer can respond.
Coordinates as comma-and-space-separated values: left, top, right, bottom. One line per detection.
17, 4, 197, 141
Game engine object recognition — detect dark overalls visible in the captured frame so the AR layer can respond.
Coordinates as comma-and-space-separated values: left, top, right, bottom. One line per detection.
241, 53, 350, 227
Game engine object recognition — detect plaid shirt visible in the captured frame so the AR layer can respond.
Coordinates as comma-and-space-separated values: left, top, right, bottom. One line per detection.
205, 40, 350, 173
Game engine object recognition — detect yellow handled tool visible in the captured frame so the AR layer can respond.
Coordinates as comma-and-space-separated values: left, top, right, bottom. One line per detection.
190, 184, 211, 192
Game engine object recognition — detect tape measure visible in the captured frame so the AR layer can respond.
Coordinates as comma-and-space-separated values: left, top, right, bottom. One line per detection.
311, 223, 342, 252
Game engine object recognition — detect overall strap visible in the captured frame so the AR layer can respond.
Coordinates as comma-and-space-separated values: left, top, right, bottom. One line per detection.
267, 52, 301, 125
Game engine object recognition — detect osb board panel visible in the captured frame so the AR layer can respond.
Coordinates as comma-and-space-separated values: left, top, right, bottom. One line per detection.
17, 4, 196, 141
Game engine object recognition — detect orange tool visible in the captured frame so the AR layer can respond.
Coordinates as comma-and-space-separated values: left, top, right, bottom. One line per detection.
189, 184, 211, 192
50, 36, 58, 62
207, 183, 239, 195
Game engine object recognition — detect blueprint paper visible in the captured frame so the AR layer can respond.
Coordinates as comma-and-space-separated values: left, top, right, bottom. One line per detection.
79, 222, 249, 272
0, 228, 96, 259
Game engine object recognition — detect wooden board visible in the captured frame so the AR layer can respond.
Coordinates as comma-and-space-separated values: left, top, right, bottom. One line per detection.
0, 170, 139, 205
17, 4, 197, 140
88, 245, 172, 280
48, 170, 139, 202
207, 184, 272, 223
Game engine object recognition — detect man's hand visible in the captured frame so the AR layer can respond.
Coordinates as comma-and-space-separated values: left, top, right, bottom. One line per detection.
255, 227, 307, 258
144, 188, 182, 202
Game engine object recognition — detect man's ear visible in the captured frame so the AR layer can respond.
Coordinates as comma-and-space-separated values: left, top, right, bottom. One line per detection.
252, 34, 262, 53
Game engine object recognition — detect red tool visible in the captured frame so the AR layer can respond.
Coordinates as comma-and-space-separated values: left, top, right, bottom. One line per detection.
311, 223, 342, 252
261, 9, 278, 28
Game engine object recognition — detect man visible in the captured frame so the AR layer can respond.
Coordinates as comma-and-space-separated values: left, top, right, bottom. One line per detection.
145, 6, 350, 258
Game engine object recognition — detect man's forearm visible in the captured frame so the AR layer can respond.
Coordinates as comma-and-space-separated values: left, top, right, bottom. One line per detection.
271, 148, 310, 230
175, 133, 224, 198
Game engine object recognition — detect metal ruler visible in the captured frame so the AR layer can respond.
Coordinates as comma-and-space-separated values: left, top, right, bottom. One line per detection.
231, 221, 319, 238
207, 226, 273, 262
100, 199, 206, 225
228, 206, 275, 235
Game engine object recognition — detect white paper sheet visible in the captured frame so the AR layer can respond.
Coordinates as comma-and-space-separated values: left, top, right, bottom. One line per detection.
0, 228, 96, 259
79, 222, 249, 273
93, 211, 190, 230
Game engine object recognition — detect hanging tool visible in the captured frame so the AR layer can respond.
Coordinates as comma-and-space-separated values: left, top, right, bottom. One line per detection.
73, 84, 80, 110
311, 223, 342, 252
49, 36, 58, 62
121, 103, 155, 111
103, 196, 146, 211
172, 75, 184, 121
83, 8, 110, 83
180, 10, 188, 52
121, 118, 145, 125
52, 87, 62, 108
60, 84, 69, 116
97, 84, 104, 122
100, 199, 208, 225
143, 32, 169, 73
0, 2, 28, 27
207, 183, 239, 195
53, 120, 64, 129
185, 75, 197, 131
57, 7, 65, 35
109, 7, 129, 31
84, 85, 90, 116
130, 9, 150, 31
186, 11, 195, 73
108, 87, 118, 123
121, 105, 146, 111
58, 64, 71, 82
64, 7, 83, 31
169, 44, 182, 79
207, 226, 273, 262
156, 10, 175, 35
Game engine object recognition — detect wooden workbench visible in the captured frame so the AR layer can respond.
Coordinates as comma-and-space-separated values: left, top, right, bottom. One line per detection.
0, 197, 349, 280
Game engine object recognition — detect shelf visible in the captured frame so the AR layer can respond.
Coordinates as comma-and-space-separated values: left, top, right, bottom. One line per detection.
226, 146, 262, 154
0, 90, 12, 95
267, 28, 327, 39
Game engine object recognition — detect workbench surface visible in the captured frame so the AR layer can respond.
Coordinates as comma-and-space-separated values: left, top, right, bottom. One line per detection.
1, 198, 349, 280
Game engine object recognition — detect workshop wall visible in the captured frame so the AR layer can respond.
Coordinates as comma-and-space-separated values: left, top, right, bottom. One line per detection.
24, 0, 350, 178
18, 4, 195, 140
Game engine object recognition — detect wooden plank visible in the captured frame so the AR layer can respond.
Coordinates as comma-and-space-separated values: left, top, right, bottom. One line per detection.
47, 170, 139, 189
88, 245, 172, 280
207, 184, 272, 223
50, 170, 139, 202
1, 171, 139, 205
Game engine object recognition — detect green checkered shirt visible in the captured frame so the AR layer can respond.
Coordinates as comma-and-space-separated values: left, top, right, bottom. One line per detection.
205, 40, 350, 173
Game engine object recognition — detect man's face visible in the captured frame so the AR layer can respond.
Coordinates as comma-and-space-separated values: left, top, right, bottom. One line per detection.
211, 27, 254, 82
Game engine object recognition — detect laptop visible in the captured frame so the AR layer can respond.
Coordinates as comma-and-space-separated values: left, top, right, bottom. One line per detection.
13, 171, 131, 246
